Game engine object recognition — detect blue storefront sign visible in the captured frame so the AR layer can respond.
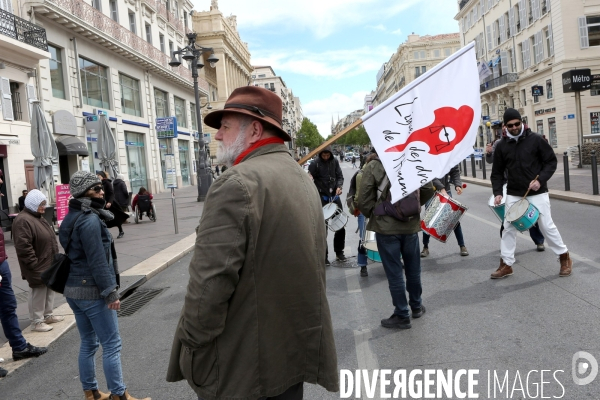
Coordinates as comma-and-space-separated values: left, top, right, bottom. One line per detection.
156, 117, 178, 138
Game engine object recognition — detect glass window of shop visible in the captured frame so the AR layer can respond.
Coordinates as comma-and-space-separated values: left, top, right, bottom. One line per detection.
49, 45, 66, 99
548, 117, 557, 148
179, 141, 190, 186
79, 57, 110, 108
174, 96, 187, 128
86, 131, 103, 174
190, 103, 197, 130
159, 138, 170, 189
591, 112, 600, 134
154, 88, 169, 118
125, 132, 147, 195
120, 74, 142, 117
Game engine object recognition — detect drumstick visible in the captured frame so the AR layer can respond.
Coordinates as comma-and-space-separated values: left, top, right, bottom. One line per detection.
522, 175, 540, 200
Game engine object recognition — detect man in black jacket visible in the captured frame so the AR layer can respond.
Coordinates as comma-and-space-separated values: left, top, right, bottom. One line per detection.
490, 108, 572, 279
309, 146, 346, 265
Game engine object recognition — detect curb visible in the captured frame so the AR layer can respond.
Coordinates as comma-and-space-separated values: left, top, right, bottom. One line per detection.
0, 233, 196, 377
461, 177, 600, 207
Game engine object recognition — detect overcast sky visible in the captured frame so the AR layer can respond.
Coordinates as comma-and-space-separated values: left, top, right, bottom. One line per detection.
192, 0, 461, 137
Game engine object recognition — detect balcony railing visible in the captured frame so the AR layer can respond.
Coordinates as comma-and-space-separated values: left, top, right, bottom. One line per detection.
151, 0, 183, 33
480, 73, 518, 93
46, 0, 201, 88
0, 9, 48, 51
459, 0, 472, 10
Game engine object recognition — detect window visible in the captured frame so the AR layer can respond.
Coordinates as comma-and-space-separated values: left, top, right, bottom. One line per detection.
533, 94, 539, 103
548, 117, 556, 147
413, 51, 419, 59
258, 74, 266, 78
125, 131, 147, 195
592, 79, 600, 96
159, 34, 165, 53
183, 11, 188, 28
169, 41, 174, 56
264, 83, 269, 89
444, 48, 451, 56
421, 66, 426, 74
79, 57, 110, 108
546, 79, 553, 99
109, 0, 118, 22
92, 0, 101, 11
212, 90, 216, 101
174, 96, 186, 128
420, 50, 426, 59
591, 113, 600, 134
154, 88, 168, 118
528, 0, 533, 23
9, 82, 22, 121
48, 45, 66, 99
119, 74, 141, 117
145, 24, 151, 43
545, 26, 554, 56
521, 89, 527, 106
541, 0, 547, 14
128, 11, 136, 34
581, 16, 600, 47
536, 120, 544, 135
434, 49, 441, 58
190, 103, 197, 130
415, 66, 420, 78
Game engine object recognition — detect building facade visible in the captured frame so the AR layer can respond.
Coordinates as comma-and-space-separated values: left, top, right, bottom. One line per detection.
331, 109, 364, 136
192, 2, 252, 160
456, 0, 600, 151
0, 0, 50, 210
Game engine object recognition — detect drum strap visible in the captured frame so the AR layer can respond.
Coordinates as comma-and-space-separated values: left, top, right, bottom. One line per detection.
377, 176, 390, 201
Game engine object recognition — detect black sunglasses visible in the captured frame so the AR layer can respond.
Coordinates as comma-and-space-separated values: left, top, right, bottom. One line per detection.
505, 121, 521, 128
90, 185, 103, 193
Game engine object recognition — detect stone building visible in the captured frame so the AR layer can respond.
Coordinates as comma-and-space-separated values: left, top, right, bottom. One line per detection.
456, 0, 600, 152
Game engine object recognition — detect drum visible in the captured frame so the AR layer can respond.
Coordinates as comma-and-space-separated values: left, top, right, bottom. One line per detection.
363, 230, 381, 262
488, 183, 508, 223
420, 192, 468, 243
506, 199, 539, 232
323, 203, 349, 232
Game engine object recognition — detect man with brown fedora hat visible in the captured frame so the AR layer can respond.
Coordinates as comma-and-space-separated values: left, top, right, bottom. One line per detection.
166, 86, 339, 400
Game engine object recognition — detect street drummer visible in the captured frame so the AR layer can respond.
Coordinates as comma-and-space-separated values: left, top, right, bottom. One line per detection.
309, 145, 347, 265
420, 164, 469, 258
490, 108, 572, 279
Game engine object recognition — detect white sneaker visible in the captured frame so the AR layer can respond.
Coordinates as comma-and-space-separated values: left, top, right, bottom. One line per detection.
32, 322, 53, 332
44, 315, 64, 324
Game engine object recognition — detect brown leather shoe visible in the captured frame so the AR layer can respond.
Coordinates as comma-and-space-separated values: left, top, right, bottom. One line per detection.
491, 258, 513, 279
559, 251, 572, 277
84, 389, 110, 400
109, 390, 150, 400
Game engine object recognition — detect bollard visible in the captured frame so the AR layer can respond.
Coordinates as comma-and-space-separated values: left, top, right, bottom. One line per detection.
592, 150, 599, 195
482, 155, 487, 179
563, 152, 570, 191
463, 159, 467, 176
471, 154, 476, 178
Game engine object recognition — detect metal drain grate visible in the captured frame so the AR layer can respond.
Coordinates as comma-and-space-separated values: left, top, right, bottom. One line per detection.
117, 288, 166, 317
15, 292, 29, 304
331, 256, 358, 269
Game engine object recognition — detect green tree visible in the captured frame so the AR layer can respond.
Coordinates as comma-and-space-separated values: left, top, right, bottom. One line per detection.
297, 118, 323, 149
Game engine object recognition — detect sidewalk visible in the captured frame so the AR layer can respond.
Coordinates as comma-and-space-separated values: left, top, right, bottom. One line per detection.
0, 185, 204, 372
461, 158, 600, 206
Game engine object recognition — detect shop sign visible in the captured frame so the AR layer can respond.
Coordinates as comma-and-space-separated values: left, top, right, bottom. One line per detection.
534, 107, 556, 116
156, 117, 178, 139
562, 69, 592, 93
531, 85, 544, 96
591, 112, 600, 134
85, 115, 99, 134
165, 153, 178, 188
52, 110, 78, 136
203, 133, 211, 143
56, 184, 70, 226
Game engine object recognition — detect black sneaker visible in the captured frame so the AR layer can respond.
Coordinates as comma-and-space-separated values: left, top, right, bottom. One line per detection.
336, 253, 347, 262
411, 305, 426, 319
0, 366, 7, 378
381, 314, 411, 329
360, 266, 368, 277
12, 343, 48, 361
325, 259, 331, 266
117, 232, 124, 239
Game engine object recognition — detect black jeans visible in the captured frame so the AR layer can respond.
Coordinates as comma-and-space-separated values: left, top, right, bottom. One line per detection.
321, 197, 346, 259
199, 382, 303, 400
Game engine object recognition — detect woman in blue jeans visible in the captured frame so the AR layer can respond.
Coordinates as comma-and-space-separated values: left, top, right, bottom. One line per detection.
60, 171, 150, 400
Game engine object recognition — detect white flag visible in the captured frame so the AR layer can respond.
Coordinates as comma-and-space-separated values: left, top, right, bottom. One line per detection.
362, 42, 481, 202
477, 61, 492, 81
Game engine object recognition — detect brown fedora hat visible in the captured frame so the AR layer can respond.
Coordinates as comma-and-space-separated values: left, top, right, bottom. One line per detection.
203, 86, 291, 141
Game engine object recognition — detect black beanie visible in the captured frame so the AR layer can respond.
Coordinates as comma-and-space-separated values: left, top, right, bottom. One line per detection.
503, 108, 522, 125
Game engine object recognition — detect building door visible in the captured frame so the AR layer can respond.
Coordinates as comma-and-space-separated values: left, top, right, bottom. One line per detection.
125, 131, 148, 195
548, 117, 557, 148
25, 164, 35, 191
0, 158, 7, 210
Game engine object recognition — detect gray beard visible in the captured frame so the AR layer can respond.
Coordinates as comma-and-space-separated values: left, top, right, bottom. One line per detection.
216, 129, 247, 168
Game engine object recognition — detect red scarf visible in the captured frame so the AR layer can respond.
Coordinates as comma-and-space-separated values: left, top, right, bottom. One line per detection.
233, 137, 284, 166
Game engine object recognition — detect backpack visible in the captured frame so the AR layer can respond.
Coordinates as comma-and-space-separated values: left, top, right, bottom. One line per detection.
372, 174, 421, 222
345, 170, 362, 216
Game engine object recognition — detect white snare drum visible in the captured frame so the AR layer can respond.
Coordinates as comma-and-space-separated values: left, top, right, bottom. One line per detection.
420, 192, 468, 243
363, 230, 382, 262
323, 203, 349, 232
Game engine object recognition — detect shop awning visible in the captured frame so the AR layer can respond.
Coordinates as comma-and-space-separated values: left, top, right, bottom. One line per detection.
55, 135, 89, 156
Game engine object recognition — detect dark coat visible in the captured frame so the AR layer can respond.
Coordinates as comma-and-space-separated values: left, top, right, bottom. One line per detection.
112, 178, 129, 208
13, 208, 59, 288
101, 178, 128, 227
432, 165, 462, 192
166, 144, 338, 399
101, 178, 114, 204
308, 146, 344, 198
490, 128, 557, 197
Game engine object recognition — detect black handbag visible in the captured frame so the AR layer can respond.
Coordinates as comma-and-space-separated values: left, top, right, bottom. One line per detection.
41, 214, 82, 294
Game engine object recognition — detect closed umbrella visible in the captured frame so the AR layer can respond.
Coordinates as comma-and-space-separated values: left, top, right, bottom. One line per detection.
97, 114, 119, 178
30, 101, 58, 204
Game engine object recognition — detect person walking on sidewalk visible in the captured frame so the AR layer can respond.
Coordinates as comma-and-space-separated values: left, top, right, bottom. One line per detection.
97, 172, 128, 239
60, 171, 150, 400
351, 155, 357, 168
486, 124, 545, 250
112, 174, 129, 214
308, 145, 347, 265
0, 226, 47, 378
12, 189, 62, 333
167, 86, 338, 400
420, 165, 469, 258
357, 154, 435, 329
490, 108, 572, 279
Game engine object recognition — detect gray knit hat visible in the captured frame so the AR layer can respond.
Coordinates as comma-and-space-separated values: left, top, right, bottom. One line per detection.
69, 171, 101, 198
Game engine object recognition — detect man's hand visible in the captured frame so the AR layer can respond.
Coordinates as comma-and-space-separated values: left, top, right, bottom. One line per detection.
108, 299, 120, 310
494, 195, 503, 206
440, 189, 448, 197
485, 143, 493, 155
106, 202, 111, 209
455, 186, 463, 195
335, 187, 342, 196
528, 180, 541, 191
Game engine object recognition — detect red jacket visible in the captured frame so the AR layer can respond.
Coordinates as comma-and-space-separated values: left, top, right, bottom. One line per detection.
0, 229, 6, 261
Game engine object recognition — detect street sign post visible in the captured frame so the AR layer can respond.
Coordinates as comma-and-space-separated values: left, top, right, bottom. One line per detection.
156, 117, 178, 139
562, 69, 591, 168
165, 153, 179, 234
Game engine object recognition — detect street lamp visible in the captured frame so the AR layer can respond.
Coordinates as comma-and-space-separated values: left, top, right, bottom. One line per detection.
169, 32, 219, 201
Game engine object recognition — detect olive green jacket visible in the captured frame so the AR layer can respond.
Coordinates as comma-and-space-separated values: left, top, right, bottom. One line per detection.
166, 144, 338, 399
356, 159, 435, 235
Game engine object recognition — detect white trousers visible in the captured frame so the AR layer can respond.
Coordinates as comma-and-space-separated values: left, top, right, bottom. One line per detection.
29, 286, 55, 324
501, 193, 568, 266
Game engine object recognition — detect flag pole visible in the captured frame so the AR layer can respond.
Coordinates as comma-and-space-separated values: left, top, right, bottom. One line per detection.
298, 118, 363, 165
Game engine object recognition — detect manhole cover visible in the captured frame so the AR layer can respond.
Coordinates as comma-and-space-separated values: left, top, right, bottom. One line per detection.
117, 288, 166, 317
15, 292, 29, 304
